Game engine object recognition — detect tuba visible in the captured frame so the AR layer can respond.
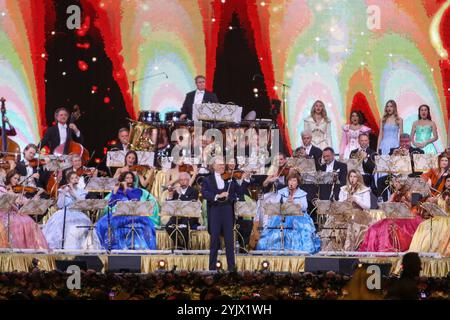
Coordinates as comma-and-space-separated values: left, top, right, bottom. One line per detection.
128, 119, 156, 151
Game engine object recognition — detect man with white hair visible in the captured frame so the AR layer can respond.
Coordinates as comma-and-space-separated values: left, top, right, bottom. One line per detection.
294, 130, 322, 169
165, 171, 199, 249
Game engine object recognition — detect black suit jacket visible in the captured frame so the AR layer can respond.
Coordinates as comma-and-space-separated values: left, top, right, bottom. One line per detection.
40, 125, 84, 153
349, 147, 376, 174
319, 160, 347, 200
181, 90, 219, 120
15, 161, 47, 188
167, 186, 199, 229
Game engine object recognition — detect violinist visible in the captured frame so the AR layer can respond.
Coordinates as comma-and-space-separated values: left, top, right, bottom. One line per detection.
15, 144, 48, 189
263, 153, 289, 192
113, 150, 153, 188
420, 152, 449, 195
166, 158, 198, 189
0, 170, 48, 249
40, 107, 83, 154
60, 154, 98, 189
319, 147, 347, 201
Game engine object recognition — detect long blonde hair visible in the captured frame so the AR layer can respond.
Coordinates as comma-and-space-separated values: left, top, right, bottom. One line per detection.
381, 100, 401, 125
347, 169, 365, 193
310, 100, 329, 122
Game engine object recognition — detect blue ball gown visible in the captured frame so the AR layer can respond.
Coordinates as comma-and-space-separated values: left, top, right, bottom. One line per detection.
95, 188, 159, 250
256, 187, 321, 253
379, 123, 399, 155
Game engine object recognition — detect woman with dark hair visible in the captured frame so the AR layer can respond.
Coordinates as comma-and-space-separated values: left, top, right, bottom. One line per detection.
340, 110, 371, 160
256, 173, 320, 253
95, 171, 159, 250
420, 152, 449, 194
114, 150, 153, 188
0, 170, 48, 249
411, 104, 438, 154
42, 171, 101, 250
377, 100, 403, 155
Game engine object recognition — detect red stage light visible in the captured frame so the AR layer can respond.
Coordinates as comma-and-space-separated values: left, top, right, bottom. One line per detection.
95, 158, 101, 164
78, 60, 89, 71
76, 42, 91, 49
104, 96, 110, 104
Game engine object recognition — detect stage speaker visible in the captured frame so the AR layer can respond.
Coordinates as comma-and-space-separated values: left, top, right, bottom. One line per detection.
55, 260, 87, 272
304, 257, 359, 275
108, 256, 141, 273
74, 256, 104, 272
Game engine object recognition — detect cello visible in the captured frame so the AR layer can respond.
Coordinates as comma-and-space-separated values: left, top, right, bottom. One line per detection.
53, 104, 89, 164
0, 97, 21, 161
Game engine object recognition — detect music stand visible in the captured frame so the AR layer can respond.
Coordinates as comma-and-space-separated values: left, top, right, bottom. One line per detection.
114, 201, 155, 250
413, 154, 438, 172
319, 201, 355, 251
301, 171, 338, 204
160, 200, 201, 250
0, 193, 19, 248
70, 199, 109, 250
19, 198, 53, 235
44, 155, 72, 171
378, 202, 414, 252
375, 155, 411, 198
263, 202, 303, 251
406, 177, 431, 196
234, 200, 257, 253
286, 157, 316, 174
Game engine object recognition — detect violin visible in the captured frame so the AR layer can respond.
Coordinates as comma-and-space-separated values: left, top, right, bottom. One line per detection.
178, 163, 194, 173
221, 170, 244, 180
28, 159, 47, 168
12, 185, 39, 194
129, 164, 151, 174
277, 167, 290, 177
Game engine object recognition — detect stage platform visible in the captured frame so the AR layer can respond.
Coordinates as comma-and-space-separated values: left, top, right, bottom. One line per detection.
1, 250, 449, 277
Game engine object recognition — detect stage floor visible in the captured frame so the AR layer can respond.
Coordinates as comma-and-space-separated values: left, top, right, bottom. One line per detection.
1, 251, 449, 277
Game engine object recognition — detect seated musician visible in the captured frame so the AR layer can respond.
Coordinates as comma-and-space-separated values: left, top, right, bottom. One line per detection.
165, 158, 198, 189
60, 154, 98, 189
42, 171, 101, 250
0, 170, 48, 249
319, 170, 371, 251
15, 143, 49, 189
359, 176, 423, 252
256, 172, 320, 253
318, 147, 347, 200
263, 153, 289, 192
95, 171, 160, 250
180, 75, 219, 120
113, 150, 153, 189
294, 130, 322, 170
410, 175, 450, 254
164, 172, 199, 249
40, 107, 83, 154
110, 127, 129, 152
377, 133, 424, 201
349, 133, 376, 192
420, 152, 449, 194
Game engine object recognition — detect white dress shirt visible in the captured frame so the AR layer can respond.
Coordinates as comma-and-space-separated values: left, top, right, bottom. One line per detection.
214, 172, 225, 189
325, 160, 335, 173
22, 160, 36, 187
304, 144, 312, 155
58, 122, 80, 145
193, 90, 205, 106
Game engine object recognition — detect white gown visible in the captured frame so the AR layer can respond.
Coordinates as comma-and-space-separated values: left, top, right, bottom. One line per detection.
42, 186, 101, 250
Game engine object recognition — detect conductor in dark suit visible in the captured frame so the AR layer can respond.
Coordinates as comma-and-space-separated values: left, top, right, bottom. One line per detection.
165, 172, 200, 249
180, 75, 219, 120
319, 147, 347, 201
349, 133, 376, 192
40, 107, 83, 154
201, 157, 237, 271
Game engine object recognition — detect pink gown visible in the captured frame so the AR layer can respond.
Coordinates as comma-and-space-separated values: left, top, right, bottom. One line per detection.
0, 188, 49, 250
340, 125, 371, 160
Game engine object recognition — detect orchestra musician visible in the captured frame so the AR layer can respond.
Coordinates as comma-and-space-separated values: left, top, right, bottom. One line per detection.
420, 152, 449, 194
376, 133, 424, 201
349, 133, 376, 192
318, 147, 347, 201
294, 130, 322, 170
15, 143, 48, 189
180, 75, 219, 121
113, 150, 153, 189
110, 127, 129, 152
165, 172, 200, 249
263, 153, 290, 192
60, 154, 98, 189
40, 107, 83, 154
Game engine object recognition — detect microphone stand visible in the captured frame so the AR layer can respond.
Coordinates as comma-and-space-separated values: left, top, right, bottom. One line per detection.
130, 72, 168, 109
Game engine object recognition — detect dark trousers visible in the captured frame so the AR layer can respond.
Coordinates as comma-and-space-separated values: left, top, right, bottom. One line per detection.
209, 205, 235, 270
165, 217, 190, 249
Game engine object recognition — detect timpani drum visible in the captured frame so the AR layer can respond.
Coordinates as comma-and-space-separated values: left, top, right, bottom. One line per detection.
138, 111, 161, 123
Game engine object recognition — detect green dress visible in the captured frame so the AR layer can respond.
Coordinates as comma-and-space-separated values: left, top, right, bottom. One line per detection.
415, 125, 437, 154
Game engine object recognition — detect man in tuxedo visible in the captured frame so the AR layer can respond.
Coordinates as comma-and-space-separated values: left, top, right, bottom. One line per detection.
40, 107, 83, 154
110, 128, 129, 152
294, 130, 322, 170
180, 75, 219, 120
377, 133, 424, 201
15, 143, 48, 188
349, 133, 376, 192
201, 157, 237, 271
319, 147, 347, 201
165, 172, 199, 249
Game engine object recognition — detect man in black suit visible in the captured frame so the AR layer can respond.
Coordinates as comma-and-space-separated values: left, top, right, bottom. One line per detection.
319, 147, 347, 201
110, 127, 129, 152
376, 133, 424, 201
349, 133, 376, 192
165, 172, 199, 249
202, 157, 237, 271
180, 75, 219, 120
40, 107, 83, 154
15, 143, 48, 189
294, 130, 322, 170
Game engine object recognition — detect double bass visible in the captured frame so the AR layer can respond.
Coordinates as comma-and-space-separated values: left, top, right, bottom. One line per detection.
53, 104, 89, 164
0, 97, 21, 161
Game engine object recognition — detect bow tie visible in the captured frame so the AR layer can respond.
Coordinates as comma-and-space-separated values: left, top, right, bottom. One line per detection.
196, 90, 205, 94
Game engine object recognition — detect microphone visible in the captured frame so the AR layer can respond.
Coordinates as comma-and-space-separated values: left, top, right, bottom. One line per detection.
252, 74, 263, 81
163, 72, 168, 79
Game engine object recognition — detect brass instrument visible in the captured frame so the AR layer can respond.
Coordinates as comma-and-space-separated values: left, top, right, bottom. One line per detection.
392, 147, 410, 156
128, 119, 156, 151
